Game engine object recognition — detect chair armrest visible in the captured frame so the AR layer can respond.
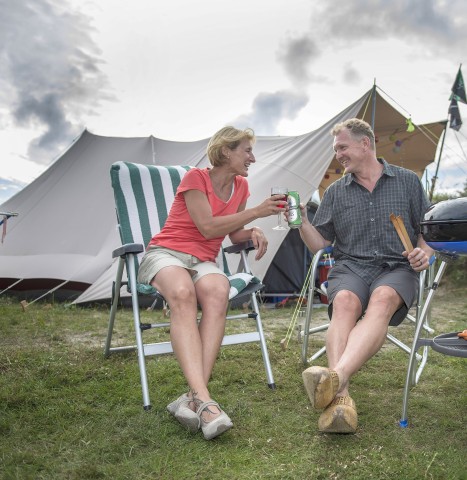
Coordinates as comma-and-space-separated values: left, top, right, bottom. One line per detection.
112, 243, 145, 258
224, 240, 255, 254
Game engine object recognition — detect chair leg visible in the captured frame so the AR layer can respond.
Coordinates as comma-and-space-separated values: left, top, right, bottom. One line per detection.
127, 253, 152, 410
301, 248, 325, 364
104, 256, 125, 357
250, 291, 275, 389
236, 248, 275, 388
400, 261, 447, 427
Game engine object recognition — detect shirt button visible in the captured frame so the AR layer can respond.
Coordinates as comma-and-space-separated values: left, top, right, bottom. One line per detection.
370, 202, 373, 205
370, 218, 374, 222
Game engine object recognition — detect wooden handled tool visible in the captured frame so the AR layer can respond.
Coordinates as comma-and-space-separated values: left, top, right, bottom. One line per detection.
390, 213, 414, 253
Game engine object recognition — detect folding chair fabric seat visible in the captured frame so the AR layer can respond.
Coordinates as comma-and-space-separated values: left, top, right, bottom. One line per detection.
105, 161, 275, 410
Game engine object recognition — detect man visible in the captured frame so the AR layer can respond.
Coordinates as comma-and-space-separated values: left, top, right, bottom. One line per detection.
298, 118, 434, 433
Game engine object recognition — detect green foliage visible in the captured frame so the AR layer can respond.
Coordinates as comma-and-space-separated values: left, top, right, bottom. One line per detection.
431, 191, 457, 203
432, 178, 467, 203
0, 294, 466, 480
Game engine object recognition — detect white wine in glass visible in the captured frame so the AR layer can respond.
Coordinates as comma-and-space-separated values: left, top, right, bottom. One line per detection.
271, 186, 288, 230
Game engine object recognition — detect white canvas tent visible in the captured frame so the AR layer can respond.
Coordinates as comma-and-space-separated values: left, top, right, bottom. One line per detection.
0, 86, 446, 304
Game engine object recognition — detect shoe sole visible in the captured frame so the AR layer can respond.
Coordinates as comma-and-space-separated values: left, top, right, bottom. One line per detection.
302, 366, 339, 410
318, 413, 357, 434
202, 420, 233, 440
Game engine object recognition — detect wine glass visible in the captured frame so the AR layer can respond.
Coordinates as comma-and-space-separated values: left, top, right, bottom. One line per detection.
271, 186, 288, 230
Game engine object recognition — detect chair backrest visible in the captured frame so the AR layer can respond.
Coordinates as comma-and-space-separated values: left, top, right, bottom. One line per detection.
110, 161, 193, 262
110, 161, 258, 298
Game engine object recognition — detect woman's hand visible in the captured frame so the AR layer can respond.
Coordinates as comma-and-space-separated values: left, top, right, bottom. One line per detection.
256, 194, 288, 218
251, 226, 268, 260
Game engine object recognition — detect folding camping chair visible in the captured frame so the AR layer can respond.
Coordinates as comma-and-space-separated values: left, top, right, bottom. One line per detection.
299, 246, 445, 389
104, 161, 275, 410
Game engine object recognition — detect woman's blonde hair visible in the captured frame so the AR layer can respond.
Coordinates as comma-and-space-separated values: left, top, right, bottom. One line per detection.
207, 126, 255, 167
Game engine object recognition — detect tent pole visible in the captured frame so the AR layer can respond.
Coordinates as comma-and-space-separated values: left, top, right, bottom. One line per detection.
370, 80, 377, 130
0, 278, 24, 296
24, 280, 70, 307
428, 125, 447, 202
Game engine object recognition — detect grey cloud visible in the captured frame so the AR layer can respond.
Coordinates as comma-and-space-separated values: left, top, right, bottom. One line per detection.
342, 64, 361, 85
276, 35, 322, 86
272, 0, 466, 100
0, 0, 112, 165
233, 90, 309, 136
309, 0, 467, 55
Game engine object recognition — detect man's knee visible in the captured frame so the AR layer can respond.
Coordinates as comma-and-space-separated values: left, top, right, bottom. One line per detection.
370, 286, 403, 310
332, 290, 362, 318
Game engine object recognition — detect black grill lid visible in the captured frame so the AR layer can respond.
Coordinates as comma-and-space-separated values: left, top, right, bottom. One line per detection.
421, 197, 467, 243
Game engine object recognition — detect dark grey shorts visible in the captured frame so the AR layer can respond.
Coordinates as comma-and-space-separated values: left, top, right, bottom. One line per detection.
326, 264, 418, 326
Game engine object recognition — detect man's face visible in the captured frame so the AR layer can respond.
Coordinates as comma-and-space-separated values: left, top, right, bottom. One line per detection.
333, 130, 366, 174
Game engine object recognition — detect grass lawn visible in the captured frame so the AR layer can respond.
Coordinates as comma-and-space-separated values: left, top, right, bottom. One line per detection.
0, 285, 466, 480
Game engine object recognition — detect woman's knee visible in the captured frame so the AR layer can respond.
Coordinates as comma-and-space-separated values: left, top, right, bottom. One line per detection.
196, 276, 229, 309
197, 275, 229, 296
167, 284, 197, 305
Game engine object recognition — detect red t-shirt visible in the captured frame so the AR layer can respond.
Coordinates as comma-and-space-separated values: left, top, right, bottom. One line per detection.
148, 168, 250, 261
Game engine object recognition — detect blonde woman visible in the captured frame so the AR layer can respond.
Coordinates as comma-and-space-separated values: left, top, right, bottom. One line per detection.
138, 126, 285, 440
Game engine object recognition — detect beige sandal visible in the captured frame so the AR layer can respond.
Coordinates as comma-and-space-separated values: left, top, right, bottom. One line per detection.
167, 393, 200, 433
302, 366, 340, 410
196, 400, 233, 440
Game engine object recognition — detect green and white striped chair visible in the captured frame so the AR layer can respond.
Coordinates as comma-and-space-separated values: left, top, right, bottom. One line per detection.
104, 161, 275, 410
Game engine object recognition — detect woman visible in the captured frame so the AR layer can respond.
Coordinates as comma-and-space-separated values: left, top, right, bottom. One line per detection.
137, 126, 286, 440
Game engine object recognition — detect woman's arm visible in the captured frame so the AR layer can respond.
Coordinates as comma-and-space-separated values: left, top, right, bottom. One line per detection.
184, 190, 279, 239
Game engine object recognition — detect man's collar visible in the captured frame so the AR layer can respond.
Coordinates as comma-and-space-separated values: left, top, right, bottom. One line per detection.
378, 158, 395, 177
344, 157, 394, 186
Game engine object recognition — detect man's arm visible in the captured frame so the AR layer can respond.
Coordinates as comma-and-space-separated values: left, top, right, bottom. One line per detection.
298, 204, 332, 254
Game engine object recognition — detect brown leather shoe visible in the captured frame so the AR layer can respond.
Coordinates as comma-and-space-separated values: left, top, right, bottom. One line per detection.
318, 395, 358, 433
302, 366, 340, 410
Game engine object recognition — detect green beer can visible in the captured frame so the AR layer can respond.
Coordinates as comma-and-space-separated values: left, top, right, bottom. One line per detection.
287, 191, 302, 229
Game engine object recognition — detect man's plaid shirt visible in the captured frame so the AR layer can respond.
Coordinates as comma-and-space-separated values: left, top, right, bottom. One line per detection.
312, 158, 431, 284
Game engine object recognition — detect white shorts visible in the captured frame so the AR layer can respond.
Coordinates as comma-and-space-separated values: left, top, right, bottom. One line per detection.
137, 246, 227, 285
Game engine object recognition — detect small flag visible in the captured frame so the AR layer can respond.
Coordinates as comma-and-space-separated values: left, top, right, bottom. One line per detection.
406, 117, 415, 132
448, 98, 462, 131
450, 66, 466, 104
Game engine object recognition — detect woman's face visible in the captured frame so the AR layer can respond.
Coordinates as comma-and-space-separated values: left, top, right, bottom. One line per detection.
228, 138, 256, 177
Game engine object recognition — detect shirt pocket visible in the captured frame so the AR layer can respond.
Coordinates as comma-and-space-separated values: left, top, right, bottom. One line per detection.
333, 202, 358, 238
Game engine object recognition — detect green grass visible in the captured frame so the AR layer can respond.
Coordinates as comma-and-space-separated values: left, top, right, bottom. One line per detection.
0, 288, 466, 480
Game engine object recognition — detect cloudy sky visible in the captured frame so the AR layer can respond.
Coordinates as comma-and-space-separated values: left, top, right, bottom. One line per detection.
1, 0, 466, 204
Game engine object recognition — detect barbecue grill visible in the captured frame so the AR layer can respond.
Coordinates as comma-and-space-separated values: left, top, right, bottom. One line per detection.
420, 197, 467, 255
